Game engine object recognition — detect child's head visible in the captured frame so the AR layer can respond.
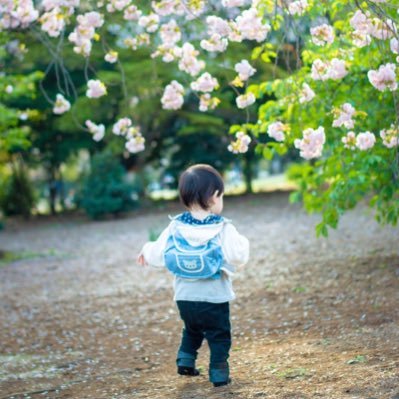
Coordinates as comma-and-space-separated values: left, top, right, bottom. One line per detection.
179, 164, 224, 213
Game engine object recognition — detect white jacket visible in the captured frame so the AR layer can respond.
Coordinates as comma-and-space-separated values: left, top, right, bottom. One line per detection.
140, 216, 249, 303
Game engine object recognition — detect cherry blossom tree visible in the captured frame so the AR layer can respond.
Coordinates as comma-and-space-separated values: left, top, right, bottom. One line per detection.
1, 0, 398, 233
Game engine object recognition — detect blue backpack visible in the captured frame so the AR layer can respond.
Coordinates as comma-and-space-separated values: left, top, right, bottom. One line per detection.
163, 222, 224, 280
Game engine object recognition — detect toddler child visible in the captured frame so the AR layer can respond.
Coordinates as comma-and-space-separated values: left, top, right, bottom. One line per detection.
138, 164, 249, 387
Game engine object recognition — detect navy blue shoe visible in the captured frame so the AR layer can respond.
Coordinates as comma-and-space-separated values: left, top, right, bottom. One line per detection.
178, 366, 200, 376
213, 378, 231, 387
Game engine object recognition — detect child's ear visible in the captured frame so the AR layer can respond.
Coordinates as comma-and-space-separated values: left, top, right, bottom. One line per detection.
211, 191, 220, 202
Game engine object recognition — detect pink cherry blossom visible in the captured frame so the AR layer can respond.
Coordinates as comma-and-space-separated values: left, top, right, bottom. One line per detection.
160, 19, 181, 46
105, 51, 118, 63
190, 73, 219, 92
235, 60, 256, 81
288, 0, 308, 16
310, 24, 335, 46
86, 120, 105, 141
351, 31, 371, 48
125, 126, 145, 153
294, 127, 326, 160
199, 94, 220, 112
267, 122, 289, 142
68, 12, 104, 57
350, 10, 372, 34
368, 63, 397, 92
332, 103, 356, 129
200, 34, 228, 52
138, 13, 160, 33
341, 131, 356, 150
222, 0, 246, 7
113, 117, 132, 135
78, 11, 104, 29
390, 38, 399, 55
53, 94, 71, 114
178, 43, 205, 76
151, 0, 178, 16
182, 1, 206, 20
0, 0, 39, 29
161, 80, 185, 110
311, 59, 329, 81
126, 137, 145, 153
124, 34, 150, 51
356, 131, 376, 150
328, 58, 348, 80
369, 18, 396, 40
380, 125, 399, 148
236, 92, 256, 108
86, 80, 107, 98
228, 131, 252, 154
311, 59, 348, 81
206, 16, 231, 37
40, 9, 66, 37
152, 44, 181, 62
299, 83, 315, 103
106, 0, 131, 13
235, 8, 271, 42
124, 5, 142, 20
227, 21, 243, 42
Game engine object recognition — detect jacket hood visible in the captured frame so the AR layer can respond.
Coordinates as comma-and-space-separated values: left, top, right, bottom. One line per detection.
170, 212, 228, 246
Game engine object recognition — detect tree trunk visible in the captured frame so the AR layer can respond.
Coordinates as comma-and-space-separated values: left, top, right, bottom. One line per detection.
48, 167, 57, 215
243, 152, 255, 194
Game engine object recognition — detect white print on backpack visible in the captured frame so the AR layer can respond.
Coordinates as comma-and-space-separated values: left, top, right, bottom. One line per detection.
164, 222, 225, 280
177, 256, 205, 273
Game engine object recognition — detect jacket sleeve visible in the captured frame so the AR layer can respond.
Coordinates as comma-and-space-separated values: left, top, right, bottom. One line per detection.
139, 223, 171, 268
221, 222, 250, 267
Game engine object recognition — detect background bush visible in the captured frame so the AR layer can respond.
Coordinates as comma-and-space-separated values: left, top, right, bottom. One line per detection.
76, 152, 138, 219
0, 160, 35, 218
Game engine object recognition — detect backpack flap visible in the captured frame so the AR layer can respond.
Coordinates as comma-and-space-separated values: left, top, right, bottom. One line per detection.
164, 224, 224, 280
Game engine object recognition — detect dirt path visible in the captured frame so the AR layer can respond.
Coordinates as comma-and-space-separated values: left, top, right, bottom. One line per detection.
0, 193, 398, 399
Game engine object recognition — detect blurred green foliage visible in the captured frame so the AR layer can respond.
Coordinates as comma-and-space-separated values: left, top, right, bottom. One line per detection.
0, 158, 35, 218
76, 151, 138, 219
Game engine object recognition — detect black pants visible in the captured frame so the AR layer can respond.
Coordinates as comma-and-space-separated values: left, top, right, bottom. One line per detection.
176, 300, 231, 383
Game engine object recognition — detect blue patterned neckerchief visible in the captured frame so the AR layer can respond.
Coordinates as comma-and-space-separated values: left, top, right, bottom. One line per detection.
176, 211, 223, 225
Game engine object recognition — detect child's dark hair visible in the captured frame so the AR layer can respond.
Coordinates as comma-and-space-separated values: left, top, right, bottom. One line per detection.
179, 164, 224, 210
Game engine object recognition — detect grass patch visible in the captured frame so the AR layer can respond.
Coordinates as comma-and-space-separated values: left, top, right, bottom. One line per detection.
277, 368, 311, 379
0, 249, 67, 266
347, 355, 367, 365
292, 286, 307, 293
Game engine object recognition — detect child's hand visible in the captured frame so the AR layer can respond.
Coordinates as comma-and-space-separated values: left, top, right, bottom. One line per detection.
137, 253, 148, 267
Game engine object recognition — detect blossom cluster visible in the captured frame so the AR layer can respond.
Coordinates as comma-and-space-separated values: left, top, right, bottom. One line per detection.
294, 127, 326, 160
350, 10, 396, 45
310, 24, 334, 46
311, 58, 348, 81
341, 131, 376, 151
332, 103, 356, 129
0, 0, 38, 29
85, 120, 105, 142
53, 94, 71, 114
287, 0, 309, 16
2, 0, 399, 160
112, 117, 145, 153
228, 131, 252, 153
299, 83, 315, 103
267, 122, 289, 142
68, 11, 104, 57
161, 80, 185, 110
368, 63, 397, 92
191, 73, 219, 93
380, 125, 399, 148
